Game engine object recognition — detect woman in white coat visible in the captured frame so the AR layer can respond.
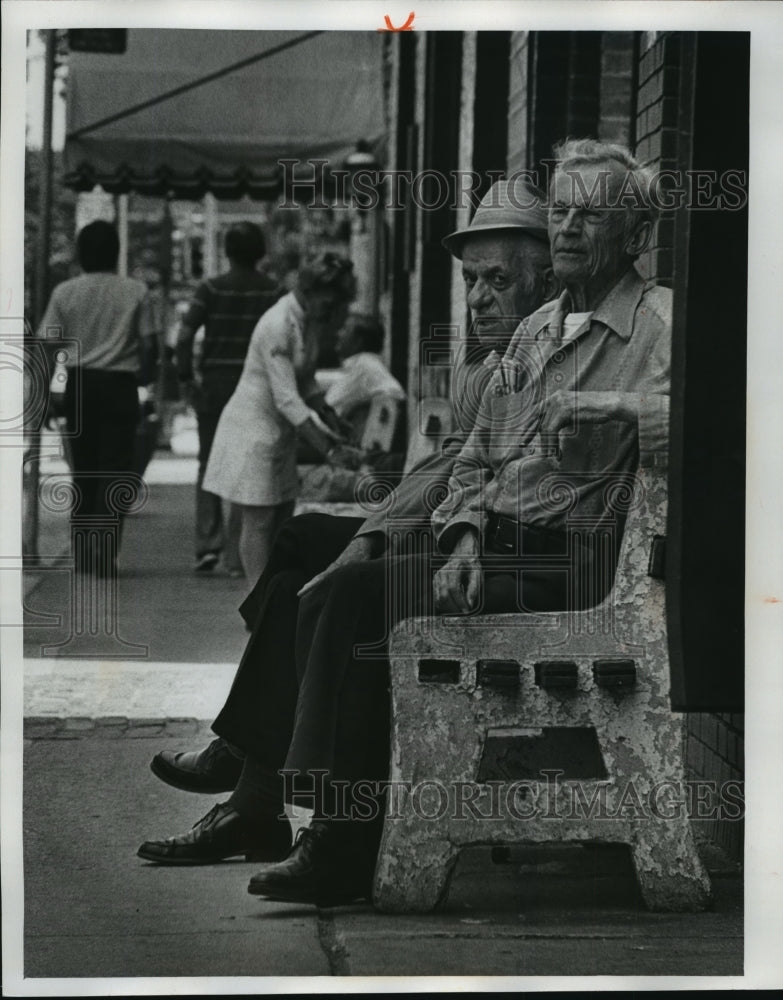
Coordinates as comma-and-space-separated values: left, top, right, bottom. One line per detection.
202, 252, 356, 581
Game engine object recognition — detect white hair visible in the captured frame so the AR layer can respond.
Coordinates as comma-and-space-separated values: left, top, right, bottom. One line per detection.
552, 137, 660, 234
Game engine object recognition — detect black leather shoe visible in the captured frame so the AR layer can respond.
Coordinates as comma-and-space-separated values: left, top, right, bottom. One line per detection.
138, 803, 292, 865
150, 738, 244, 794
247, 821, 373, 905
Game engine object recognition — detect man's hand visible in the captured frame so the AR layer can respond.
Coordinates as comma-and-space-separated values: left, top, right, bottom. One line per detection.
433, 528, 481, 614
327, 443, 365, 471
297, 534, 375, 598
536, 390, 638, 456
313, 400, 352, 439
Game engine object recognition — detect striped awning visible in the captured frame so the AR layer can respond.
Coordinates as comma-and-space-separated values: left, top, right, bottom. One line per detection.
64, 29, 385, 200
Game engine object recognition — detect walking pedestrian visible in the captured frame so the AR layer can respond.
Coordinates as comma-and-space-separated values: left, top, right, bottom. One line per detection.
176, 221, 281, 574
36, 220, 158, 576
201, 251, 359, 584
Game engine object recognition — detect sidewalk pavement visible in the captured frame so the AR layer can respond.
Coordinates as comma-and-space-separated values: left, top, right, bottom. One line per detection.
23, 721, 743, 981
18, 452, 744, 984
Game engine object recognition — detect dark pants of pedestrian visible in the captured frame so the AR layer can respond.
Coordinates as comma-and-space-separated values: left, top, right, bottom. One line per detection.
195, 370, 241, 566
64, 367, 139, 573
213, 513, 364, 754
219, 516, 597, 868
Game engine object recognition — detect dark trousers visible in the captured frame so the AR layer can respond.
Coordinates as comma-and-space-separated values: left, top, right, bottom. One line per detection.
213, 514, 364, 757
221, 517, 593, 852
64, 368, 139, 568
285, 537, 581, 809
195, 371, 240, 562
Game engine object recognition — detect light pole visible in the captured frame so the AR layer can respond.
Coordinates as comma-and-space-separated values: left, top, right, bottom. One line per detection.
24, 29, 56, 561
344, 140, 381, 317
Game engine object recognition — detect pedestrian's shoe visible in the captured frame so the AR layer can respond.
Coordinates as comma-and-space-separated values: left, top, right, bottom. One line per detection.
247, 821, 374, 905
194, 552, 219, 573
150, 737, 244, 794
137, 803, 292, 865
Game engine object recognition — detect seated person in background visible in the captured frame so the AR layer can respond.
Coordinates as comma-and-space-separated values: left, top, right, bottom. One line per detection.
324, 313, 405, 432
298, 314, 405, 463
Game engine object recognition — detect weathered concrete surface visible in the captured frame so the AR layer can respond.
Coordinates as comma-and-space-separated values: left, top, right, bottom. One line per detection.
378, 467, 711, 914
24, 660, 238, 720
21, 728, 742, 981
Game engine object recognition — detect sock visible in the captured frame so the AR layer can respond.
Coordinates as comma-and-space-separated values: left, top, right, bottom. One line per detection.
228, 756, 285, 824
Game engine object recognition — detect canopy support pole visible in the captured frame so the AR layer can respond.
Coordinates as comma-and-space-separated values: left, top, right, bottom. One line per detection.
204, 192, 218, 277
117, 194, 129, 276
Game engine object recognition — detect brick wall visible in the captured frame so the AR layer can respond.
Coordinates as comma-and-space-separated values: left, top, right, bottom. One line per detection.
634, 31, 681, 285
598, 33, 636, 147
685, 713, 745, 860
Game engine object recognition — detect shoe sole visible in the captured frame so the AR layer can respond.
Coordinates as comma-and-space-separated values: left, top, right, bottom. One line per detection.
138, 846, 291, 866
149, 755, 239, 795
247, 882, 370, 905
137, 847, 246, 865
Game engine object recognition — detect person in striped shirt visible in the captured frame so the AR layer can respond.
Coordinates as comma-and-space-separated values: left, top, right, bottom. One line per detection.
176, 222, 282, 574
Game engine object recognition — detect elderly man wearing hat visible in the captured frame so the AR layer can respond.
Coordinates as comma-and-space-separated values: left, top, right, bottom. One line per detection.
138, 179, 555, 886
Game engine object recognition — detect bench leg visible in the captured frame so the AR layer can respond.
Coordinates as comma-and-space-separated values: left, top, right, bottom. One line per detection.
373, 833, 459, 913
629, 818, 712, 911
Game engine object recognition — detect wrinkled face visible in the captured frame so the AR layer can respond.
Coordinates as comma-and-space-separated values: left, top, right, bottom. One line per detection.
548, 161, 632, 289
461, 233, 543, 349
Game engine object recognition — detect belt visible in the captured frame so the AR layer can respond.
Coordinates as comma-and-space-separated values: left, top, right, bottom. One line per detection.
485, 513, 570, 556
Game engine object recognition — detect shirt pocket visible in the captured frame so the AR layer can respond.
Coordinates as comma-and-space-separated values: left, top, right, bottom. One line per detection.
488, 389, 540, 463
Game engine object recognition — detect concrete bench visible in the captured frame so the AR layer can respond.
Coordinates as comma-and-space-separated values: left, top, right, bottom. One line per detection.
372, 464, 712, 913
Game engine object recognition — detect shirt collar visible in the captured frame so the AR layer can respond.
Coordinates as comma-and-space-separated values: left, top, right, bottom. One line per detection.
526, 266, 646, 342
589, 267, 647, 341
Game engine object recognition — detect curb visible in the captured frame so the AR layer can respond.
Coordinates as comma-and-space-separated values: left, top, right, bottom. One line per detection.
24, 716, 212, 740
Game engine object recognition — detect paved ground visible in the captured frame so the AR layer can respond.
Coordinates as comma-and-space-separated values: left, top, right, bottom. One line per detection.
11, 451, 748, 989
22, 723, 743, 981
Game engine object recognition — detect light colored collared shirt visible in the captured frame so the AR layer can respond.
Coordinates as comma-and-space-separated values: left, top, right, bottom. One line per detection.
432, 267, 671, 550
37, 273, 152, 374
324, 351, 405, 418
